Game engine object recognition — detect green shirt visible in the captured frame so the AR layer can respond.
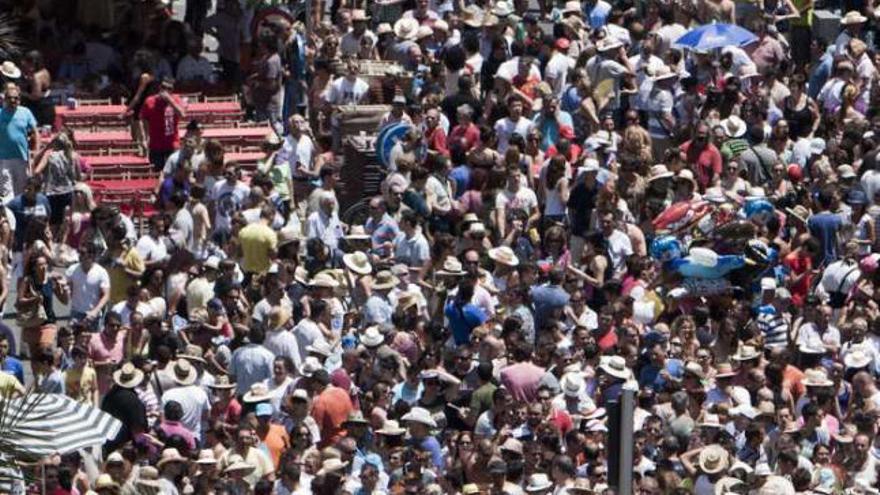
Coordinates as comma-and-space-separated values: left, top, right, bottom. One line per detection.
470, 382, 497, 416
259, 153, 292, 201
720, 138, 749, 163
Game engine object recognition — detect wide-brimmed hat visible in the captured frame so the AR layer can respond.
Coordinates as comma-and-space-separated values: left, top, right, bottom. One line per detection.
94, 474, 119, 490
402, 407, 437, 428
134, 466, 161, 489
803, 368, 833, 387
715, 362, 736, 378
343, 251, 372, 275
344, 225, 371, 241
461, 5, 484, 28
372, 270, 399, 290
0, 61, 21, 79
343, 410, 370, 427
209, 374, 236, 390
179, 344, 206, 365
157, 448, 187, 469
647, 164, 675, 182
841, 10, 868, 24
715, 476, 745, 495
437, 256, 465, 276
195, 449, 218, 465
376, 420, 407, 436
699, 413, 723, 429
112, 362, 144, 389
224, 454, 256, 475
316, 458, 349, 476
785, 205, 809, 224
651, 65, 678, 82
562, 0, 582, 14
699, 444, 730, 474
277, 227, 301, 249
732, 344, 761, 362
684, 361, 705, 379
393, 18, 420, 40
306, 340, 333, 358
300, 357, 323, 377
309, 272, 340, 289
491, 1, 513, 16
488, 246, 519, 267
171, 359, 197, 386
675, 169, 699, 190
597, 37, 623, 52
599, 356, 631, 380
561, 373, 585, 398
569, 479, 593, 494
361, 326, 385, 348
845, 348, 873, 369
525, 473, 553, 492
243, 382, 271, 403
351, 9, 371, 21
721, 115, 747, 138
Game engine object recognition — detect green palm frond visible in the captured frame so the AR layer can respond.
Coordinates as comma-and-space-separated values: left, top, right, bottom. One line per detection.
0, 14, 22, 61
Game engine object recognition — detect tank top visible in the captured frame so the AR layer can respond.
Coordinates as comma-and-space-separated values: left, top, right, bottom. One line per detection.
783, 96, 815, 139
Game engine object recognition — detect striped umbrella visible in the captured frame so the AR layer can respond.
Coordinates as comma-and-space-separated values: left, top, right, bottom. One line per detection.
0, 393, 122, 457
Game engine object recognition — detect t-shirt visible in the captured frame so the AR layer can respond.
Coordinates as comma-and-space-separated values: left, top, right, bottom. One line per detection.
239, 223, 277, 274
495, 187, 538, 214
323, 77, 370, 105
139, 94, 182, 152
66, 262, 111, 314
107, 247, 145, 303
209, 179, 250, 234
6, 193, 51, 251
494, 116, 534, 153
680, 141, 723, 190
445, 300, 488, 346
0, 106, 37, 161
545, 52, 575, 97
162, 384, 211, 442
808, 212, 843, 263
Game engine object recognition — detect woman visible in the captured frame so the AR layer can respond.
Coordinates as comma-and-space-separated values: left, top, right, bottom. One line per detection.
541, 156, 570, 227
263, 357, 295, 413
123, 50, 159, 153
768, 119, 795, 163
19, 50, 55, 128
538, 224, 571, 270
63, 345, 98, 405
566, 231, 610, 308
16, 254, 67, 361
768, 161, 793, 200
838, 83, 865, 125
847, 189, 875, 256
33, 133, 81, 236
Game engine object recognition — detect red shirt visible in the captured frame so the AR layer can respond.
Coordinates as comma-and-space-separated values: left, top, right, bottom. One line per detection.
139, 94, 182, 152
680, 140, 722, 190
311, 385, 354, 448
597, 328, 618, 353
449, 123, 481, 152
425, 125, 449, 157
783, 250, 812, 307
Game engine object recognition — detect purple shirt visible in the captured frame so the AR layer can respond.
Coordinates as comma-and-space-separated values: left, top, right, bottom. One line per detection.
158, 420, 197, 450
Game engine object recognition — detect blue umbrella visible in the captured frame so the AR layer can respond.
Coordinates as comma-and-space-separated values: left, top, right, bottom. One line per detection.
674, 23, 758, 50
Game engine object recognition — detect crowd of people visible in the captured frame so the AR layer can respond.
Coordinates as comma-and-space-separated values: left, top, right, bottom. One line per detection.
5, 0, 880, 493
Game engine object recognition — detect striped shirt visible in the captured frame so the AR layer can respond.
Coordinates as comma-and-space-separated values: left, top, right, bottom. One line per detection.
756, 306, 789, 348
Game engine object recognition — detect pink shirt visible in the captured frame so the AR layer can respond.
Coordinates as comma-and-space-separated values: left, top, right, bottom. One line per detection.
499, 362, 546, 402
88, 330, 127, 394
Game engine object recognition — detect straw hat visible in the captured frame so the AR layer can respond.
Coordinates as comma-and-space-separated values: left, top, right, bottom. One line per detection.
277, 227, 301, 249
309, 272, 340, 289
715, 362, 736, 378
343, 410, 371, 427
525, 473, 553, 492
698, 444, 730, 474
94, 474, 119, 490
372, 270, 399, 290
306, 340, 333, 358
171, 359, 198, 386
243, 382, 272, 403
0, 61, 21, 79
135, 466, 161, 489
343, 251, 372, 275
731, 344, 761, 362
597, 37, 623, 52
699, 413, 723, 429
844, 348, 873, 370
209, 374, 236, 390
562, 0, 582, 14
437, 256, 465, 276
157, 448, 187, 469
195, 449, 218, 465
376, 419, 407, 436
561, 373, 586, 398
178, 344, 207, 365
651, 65, 678, 82
598, 355, 631, 380
351, 9, 370, 21
376, 23, 393, 35
569, 479, 593, 494
481, 14, 500, 27
112, 362, 144, 389
223, 454, 256, 475
401, 407, 437, 428
316, 458, 349, 476
803, 368, 833, 387
714, 476, 745, 495
300, 357, 323, 377
840, 10, 868, 24
488, 246, 520, 267
461, 5, 484, 28
361, 326, 385, 348
393, 18, 420, 40
344, 225, 371, 241
721, 115, 747, 138
647, 164, 675, 182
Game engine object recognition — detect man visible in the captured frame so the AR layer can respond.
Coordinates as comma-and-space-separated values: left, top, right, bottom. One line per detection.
533, 96, 574, 152
323, 60, 370, 106
393, 210, 430, 269
493, 96, 534, 153
101, 362, 148, 451
530, 268, 570, 331
499, 343, 546, 402
176, 39, 215, 84
0, 83, 38, 202
737, 124, 778, 186
66, 242, 110, 329
306, 190, 344, 255
310, 369, 354, 448
679, 121, 722, 191
209, 163, 251, 243
281, 114, 315, 179
0, 335, 23, 384
379, 95, 413, 129
808, 187, 844, 263
255, 402, 289, 469
157, 400, 197, 451
157, 136, 198, 195
745, 19, 787, 73
161, 359, 211, 445
264, 306, 301, 371
364, 196, 399, 259
249, 35, 284, 127
230, 326, 275, 396
7, 176, 50, 279
448, 104, 480, 152
599, 210, 633, 278
545, 39, 575, 98
585, 37, 634, 120
341, 10, 376, 57
423, 107, 448, 156
293, 299, 331, 366
239, 205, 278, 276
219, 423, 276, 486
364, 271, 397, 326
139, 77, 186, 171
103, 223, 145, 304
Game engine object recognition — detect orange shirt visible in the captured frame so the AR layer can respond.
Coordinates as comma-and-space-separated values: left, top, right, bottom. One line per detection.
311, 385, 354, 448
783, 365, 806, 400
259, 424, 290, 468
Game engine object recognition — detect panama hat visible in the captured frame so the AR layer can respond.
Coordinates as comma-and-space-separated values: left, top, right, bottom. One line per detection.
179, 344, 206, 365
300, 357, 323, 377
461, 5, 485, 28
209, 374, 236, 390
195, 449, 218, 465
343, 251, 372, 275
306, 340, 333, 358
651, 65, 678, 82
598, 355, 631, 380
344, 225, 371, 241
171, 359, 197, 386
134, 466, 161, 489
0, 61, 21, 79
243, 382, 272, 403
94, 474, 119, 490
647, 164, 675, 182
437, 256, 465, 276
597, 37, 623, 52
343, 410, 371, 427
562, 0, 582, 14
525, 473, 553, 492
277, 227, 301, 249
223, 454, 256, 475
721, 115, 747, 138
699, 413, 723, 429
351, 9, 370, 21
402, 407, 437, 428
361, 326, 385, 347
731, 344, 761, 362
488, 246, 519, 267
803, 368, 833, 387
317, 458, 349, 476
157, 448, 187, 469
561, 373, 586, 398
372, 270, 399, 290
698, 444, 730, 474
841, 10, 868, 24
569, 479, 593, 494
376, 419, 407, 436
714, 476, 745, 495
845, 348, 873, 369
309, 272, 340, 289
112, 362, 144, 389
393, 18, 420, 40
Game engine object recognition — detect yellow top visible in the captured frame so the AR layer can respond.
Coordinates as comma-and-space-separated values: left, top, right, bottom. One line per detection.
239, 223, 278, 274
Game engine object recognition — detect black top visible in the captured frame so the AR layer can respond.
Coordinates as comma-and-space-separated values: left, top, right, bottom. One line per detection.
101, 386, 147, 449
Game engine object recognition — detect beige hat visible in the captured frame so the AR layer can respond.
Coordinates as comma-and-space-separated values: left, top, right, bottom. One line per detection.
488, 246, 520, 267
698, 444, 730, 474
597, 37, 623, 51
157, 448, 187, 469
376, 23, 393, 35
437, 256, 465, 276
372, 270, 400, 290
562, 0, 582, 14
277, 227, 302, 249
721, 115, 747, 138
195, 449, 217, 465
112, 362, 144, 389
415, 25, 434, 40
243, 382, 272, 403
840, 10, 868, 24
393, 18, 420, 40
224, 454, 256, 475
598, 355, 631, 380
351, 9, 370, 21
179, 344, 207, 365
361, 326, 385, 347
376, 419, 407, 436
209, 374, 236, 390
135, 466, 161, 489
309, 272, 340, 289
731, 344, 760, 362
651, 65, 678, 82
0, 61, 21, 79
94, 474, 119, 490
343, 251, 372, 275
647, 164, 675, 182
344, 225, 371, 240
171, 359, 198, 386
316, 458, 349, 476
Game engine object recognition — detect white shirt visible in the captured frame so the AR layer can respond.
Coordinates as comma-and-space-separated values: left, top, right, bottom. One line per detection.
209, 179, 250, 234
282, 133, 315, 177
606, 230, 634, 276
546, 52, 576, 97
292, 319, 327, 366
306, 210, 344, 251
493, 116, 534, 153
110, 300, 153, 326
135, 235, 168, 265
264, 327, 302, 372
340, 30, 377, 57
161, 384, 210, 441
66, 262, 110, 314
323, 76, 370, 105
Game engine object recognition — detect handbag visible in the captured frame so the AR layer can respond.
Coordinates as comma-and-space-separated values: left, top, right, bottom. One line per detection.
15, 280, 47, 329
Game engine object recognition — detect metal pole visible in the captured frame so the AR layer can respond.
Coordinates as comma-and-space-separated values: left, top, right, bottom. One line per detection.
608, 381, 637, 494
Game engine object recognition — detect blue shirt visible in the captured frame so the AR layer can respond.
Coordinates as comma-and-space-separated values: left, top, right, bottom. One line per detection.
638, 359, 684, 392
588, 0, 612, 29
449, 165, 471, 198
2, 357, 24, 384
808, 212, 842, 263
530, 284, 571, 330
445, 300, 488, 346
364, 294, 394, 326
0, 106, 37, 161
534, 111, 574, 151
6, 193, 51, 252
413, 436, 445, 470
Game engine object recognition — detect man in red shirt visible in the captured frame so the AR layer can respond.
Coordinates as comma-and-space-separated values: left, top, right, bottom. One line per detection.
679, 122, 722, 191
308, 369, 354, 448
139, 77, 187, 171
448, 104, 480, 152
424, 107, 449, 157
